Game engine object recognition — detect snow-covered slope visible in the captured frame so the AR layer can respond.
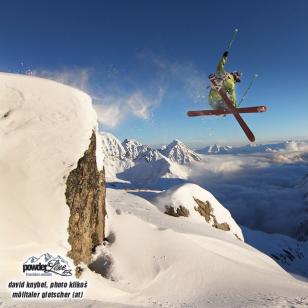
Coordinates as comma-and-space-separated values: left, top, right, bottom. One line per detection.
160, 139, 201, 164
118, 156, 187, 189
0, 72, 97, 289
153, 183, 243, 240
244, 227, 308, 278
99, 188, 308, 307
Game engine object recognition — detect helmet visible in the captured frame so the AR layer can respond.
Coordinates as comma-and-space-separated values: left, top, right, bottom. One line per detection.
231, 71, 241, 83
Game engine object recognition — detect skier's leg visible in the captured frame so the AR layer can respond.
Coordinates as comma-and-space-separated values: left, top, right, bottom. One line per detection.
209, 98, 228, 110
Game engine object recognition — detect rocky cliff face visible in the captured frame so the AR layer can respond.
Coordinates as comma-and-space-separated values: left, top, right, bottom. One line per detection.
65, 130, 106, 275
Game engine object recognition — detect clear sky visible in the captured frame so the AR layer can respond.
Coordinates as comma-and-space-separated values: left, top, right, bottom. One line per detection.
0, 0, 307, 146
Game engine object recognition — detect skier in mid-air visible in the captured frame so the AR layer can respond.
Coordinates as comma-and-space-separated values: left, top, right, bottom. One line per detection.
187, 29, 267, 142
208, 50, 241, 110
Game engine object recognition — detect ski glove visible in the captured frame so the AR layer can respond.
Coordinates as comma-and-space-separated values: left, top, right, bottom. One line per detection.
223, 51, 228, 58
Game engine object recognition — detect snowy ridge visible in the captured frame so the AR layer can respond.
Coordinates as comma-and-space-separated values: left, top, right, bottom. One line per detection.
101, 134, 201, 183
198, 144, 233, 154
198, 140, 308, 155
121, 138, 164, 162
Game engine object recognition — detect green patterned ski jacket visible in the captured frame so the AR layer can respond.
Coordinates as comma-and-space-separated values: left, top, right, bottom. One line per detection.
208, 54, 237, 108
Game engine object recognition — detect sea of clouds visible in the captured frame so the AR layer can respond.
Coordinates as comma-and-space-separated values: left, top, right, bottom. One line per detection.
188, 147, 308, 237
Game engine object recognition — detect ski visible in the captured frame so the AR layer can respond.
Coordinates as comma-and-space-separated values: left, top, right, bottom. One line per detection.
187, 106, 267, 117
209, 75, 256, 142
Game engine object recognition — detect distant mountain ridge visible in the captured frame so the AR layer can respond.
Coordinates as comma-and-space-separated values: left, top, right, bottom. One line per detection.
197, 140, 308, 155
99, 133, 201, 187
100, 133, 201, 165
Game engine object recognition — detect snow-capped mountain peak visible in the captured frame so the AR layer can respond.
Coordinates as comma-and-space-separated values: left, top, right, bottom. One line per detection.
160, 139, 201, 164
99, 132, 126, 159
122, 138, 163, 162
122, 138, 147, 160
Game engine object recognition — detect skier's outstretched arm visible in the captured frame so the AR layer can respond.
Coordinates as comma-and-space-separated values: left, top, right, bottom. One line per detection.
216, 51, 228, 74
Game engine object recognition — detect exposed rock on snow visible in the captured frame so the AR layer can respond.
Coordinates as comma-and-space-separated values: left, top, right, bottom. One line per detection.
160, 139, 201, 164
153, 183, 243, 240
165, 205, 190, 217
66, 130, 106, 274
194, 198, 231, 231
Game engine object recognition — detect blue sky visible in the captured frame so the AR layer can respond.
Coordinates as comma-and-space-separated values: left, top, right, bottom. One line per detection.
0, 0, 307, 146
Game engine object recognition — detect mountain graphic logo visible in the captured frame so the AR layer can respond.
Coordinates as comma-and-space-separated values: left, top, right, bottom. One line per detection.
23, 253, 72, 276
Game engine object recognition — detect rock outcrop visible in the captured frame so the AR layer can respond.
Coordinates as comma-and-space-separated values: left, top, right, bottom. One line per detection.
66, 130, 106, 276
165, 205, 190, 217
193, 198, 231, 232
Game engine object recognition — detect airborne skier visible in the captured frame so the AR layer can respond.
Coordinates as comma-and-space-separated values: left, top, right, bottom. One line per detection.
187, 29, 267, 142
208, 50, 241, 110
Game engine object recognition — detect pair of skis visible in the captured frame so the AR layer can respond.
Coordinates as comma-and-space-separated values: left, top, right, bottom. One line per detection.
187, 105, 267, 117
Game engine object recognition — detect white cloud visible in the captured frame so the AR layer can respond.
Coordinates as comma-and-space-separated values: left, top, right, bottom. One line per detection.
30, 68, 164, 128
93, 89, 163, 128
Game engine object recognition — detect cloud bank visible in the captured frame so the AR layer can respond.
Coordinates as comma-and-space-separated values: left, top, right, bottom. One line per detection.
187, 148, 308, 237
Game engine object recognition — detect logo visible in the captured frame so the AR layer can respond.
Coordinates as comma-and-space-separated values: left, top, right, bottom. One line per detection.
23, 253, 72, 276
